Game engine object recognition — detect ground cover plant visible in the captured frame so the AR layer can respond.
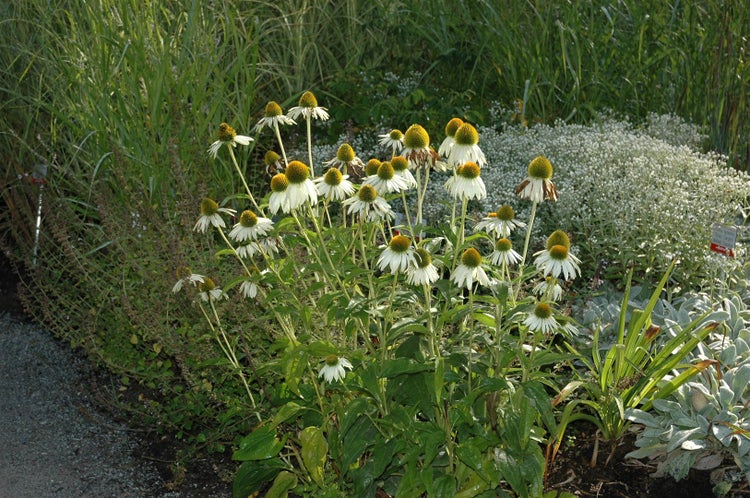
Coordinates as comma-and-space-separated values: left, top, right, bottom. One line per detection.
2, 1, 750, 496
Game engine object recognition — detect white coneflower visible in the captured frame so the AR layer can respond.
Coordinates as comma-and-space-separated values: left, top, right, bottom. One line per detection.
342, 184, 394, 222
229, 210, 274, 242
198, 277, 226, 302
489, 238, 522, 267
268, 173, 291, 215
194, 197, 236, 233
516, 155, 558, 203
379, 129, 404, 156
365, 161, 409, 194
532, 277, 564, 301
534, 244, 581, 281
438, 117, 464, 157
239, 279, 258, 299
365, 158, 382, 177
171, 266, 204, 294
287, 90, 329, 121
475, 205, 526, 239
451, 247, 491, 289
406, 248, 440, 286
236, 237, 279, 259
390, 156, 417, 189
447, 122, 486, 168
254, 101, 296, 133
315, 167, 355, 202
401, 124, 432, 170
318, 355, 353, 383
264, 150, 285, 177
323, 143, 365, 180
207, 122, 253, 159
523, 302, 559, 334
283, 160, 318, 211
377, 235, 416, 274
444, 162, 486, 200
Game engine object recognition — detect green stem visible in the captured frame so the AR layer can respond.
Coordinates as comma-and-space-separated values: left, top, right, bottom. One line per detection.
228, 147, 262, 214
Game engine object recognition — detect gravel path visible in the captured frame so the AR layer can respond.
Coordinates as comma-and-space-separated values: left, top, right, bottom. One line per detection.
0, 312, 230, 498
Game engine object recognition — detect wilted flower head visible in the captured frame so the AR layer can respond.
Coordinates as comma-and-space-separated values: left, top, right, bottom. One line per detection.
516, 155, 558, 203
402, 124, 433, 170
207, 123, 253, 159
172, 266, 205, 294
264, 150, 284, 177
324, 143, 365, 180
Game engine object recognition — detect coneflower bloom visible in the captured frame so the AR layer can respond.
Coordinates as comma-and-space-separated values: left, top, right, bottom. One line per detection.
444, 162, 486, 200
236, 238, 279, 259
365, 158, 382, 177
253, 101, 296, 132
198, 277, 227, 302
268, 173, 291, 215
365, 161, 409, 194
284, 160, 318, 211
390, 156, 417, 189
532, 276, 564, 301
239, 279, 259, 299
264, 150, 285, 177
377, 235, 416, 274
534, 244, 581, 281
524, 302, 559, 334
438, 117, 464, 157
287, 90, 329, 121
451, 247, 491, 289
406, 248, 440, 286
379, 129, 405, 156
489, 238, 522, 267
475, 205, 526, 238
401, 124, 433, 170
207, 123, 253, 159
342, 184, 394, 222
229, 210, 274, 242
323, 143, 365, 180
194, 197, 236, 233
516, 155, 558, 203
318, 355, 353, 383
315, 167, 355, 202
447, 122, 486, 168
172, 266, 205, 294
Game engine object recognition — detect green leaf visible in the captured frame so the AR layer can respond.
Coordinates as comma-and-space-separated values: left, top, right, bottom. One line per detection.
300, 426, 328, 487
265, 470, 298, 498
271, 401, 306, 428
233, 426, 285, 461
381, 357, 433, 377
232, 459, 287, 498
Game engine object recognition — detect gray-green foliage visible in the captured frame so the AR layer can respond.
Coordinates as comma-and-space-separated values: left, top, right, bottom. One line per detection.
626, 292, 750, 492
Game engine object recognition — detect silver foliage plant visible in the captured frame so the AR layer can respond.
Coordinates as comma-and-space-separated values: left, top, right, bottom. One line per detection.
626, 291, 750, 492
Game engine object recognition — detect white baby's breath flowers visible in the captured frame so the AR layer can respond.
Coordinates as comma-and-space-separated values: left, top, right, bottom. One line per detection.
208, 122, 253, 159
377, 235, 416, 274
194, 198, 236, 233
524, 302, 559, 334
318, 355, 353, 383
229, 210, 273, 242
451, 248, 491, 289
